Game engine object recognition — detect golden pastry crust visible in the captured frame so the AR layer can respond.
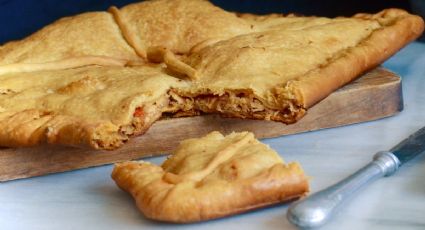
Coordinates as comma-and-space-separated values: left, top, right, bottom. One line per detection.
0, 11, 141, 74
292, 9, 425, 108
169, 8, 424, 123
0, 56, 127, 75
113, 0, 253, 55
0, 0, 423, 149
112, 131, 309, 223
108, 6, 147, 59
0, 65, 187, 149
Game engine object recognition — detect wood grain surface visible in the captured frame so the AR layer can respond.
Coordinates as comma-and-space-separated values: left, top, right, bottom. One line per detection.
0, 68, 403, 181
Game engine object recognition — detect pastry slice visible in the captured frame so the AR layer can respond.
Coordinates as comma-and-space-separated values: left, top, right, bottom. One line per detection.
0, 65, 186, 149
112, 131, 309, 223
0, 11, 140, 75
168, 9, 424, 123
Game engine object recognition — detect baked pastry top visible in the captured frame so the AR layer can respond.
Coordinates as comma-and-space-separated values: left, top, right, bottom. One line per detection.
0, 0, 423, 149
0, 65, 185, 149
110, 0, 253, 57
0, 12, 139, 74
170, 9, 424, 122
172, 16, 381, 121
112, 131, 309, 222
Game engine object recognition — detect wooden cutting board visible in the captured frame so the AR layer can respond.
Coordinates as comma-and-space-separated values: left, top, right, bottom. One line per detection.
0, 68, 402, 181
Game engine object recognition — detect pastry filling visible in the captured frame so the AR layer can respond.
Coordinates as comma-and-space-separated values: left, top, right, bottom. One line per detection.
119, 96, 170, 138
165, 90, 305, 123
37, 80, 305, 150
109, 87, 305, 148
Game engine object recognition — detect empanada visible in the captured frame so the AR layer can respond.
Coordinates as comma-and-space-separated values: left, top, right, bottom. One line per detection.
112, 131, 309, 223
0, 0, 423, 149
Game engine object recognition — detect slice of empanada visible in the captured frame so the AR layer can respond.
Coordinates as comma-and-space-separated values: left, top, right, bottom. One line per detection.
112, 131, 309, 223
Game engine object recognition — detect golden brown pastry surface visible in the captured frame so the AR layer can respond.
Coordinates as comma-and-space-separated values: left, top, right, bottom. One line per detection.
0, 0, 423, 149
113, 0, 253, 56
0, 65, 186, 149
112, 131, 309, 223
171, 9, 424, 122
0, 12, 140, 73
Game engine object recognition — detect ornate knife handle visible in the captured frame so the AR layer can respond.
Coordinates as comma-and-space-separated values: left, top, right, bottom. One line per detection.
287, 151, 401, 228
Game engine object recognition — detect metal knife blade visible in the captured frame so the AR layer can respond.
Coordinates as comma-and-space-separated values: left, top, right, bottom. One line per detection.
287, 126, 425, 228
391, 126, 425, 164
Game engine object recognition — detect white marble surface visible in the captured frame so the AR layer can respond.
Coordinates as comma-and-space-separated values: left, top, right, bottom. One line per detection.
1, 42, 425, 230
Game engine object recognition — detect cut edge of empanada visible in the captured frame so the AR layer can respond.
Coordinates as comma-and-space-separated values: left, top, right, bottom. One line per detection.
166, 88, 305, 124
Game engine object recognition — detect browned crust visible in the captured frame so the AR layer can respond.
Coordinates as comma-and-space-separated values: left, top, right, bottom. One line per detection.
0, 56, 127, 75
291, 9, 424, 108
108, 6, 147, 59
0, 97, 167, 150
0, 110, 125, 149
160, 179, 309, 223
188, 192, 307, 224
0, 110, 103, 148
112, 161, 309, 223
146, 46, 198, 80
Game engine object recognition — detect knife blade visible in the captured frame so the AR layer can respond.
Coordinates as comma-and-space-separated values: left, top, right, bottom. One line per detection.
287, 126, 425, 228
391, 126, 425, 164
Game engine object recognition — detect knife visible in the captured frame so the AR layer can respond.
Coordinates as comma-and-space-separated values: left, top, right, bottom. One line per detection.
287, 126, 425, 228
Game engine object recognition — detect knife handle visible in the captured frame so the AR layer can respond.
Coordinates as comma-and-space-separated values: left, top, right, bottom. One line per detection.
287, 151, 401, 228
